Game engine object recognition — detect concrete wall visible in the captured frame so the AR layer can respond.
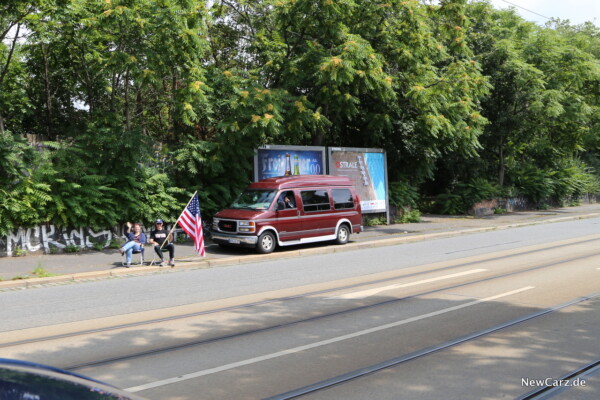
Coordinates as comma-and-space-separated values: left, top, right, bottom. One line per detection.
469, 196, 599, 217
468, 198, 531, 217
0, 224, 183, 257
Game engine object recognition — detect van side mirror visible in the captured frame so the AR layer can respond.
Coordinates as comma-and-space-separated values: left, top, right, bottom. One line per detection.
277, 202, 285, 211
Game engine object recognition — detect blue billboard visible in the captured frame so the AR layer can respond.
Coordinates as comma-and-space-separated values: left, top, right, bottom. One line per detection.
329, 147, 388, 214
255, 146, 326, 181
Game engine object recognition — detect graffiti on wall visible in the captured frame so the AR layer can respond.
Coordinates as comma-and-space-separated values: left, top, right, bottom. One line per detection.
0, 225, 113, 257
506, 197, 529, 212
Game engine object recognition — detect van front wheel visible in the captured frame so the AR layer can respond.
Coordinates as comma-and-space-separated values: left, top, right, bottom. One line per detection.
256, 232, 276, 254
335, 225, 350, 245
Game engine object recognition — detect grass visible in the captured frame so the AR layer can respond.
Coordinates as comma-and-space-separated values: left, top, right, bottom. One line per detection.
32, 266, 58, 278
13, 246, 26, 257
9, 265, 59, 281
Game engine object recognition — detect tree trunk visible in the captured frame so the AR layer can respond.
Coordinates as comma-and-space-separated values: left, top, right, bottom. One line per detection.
136, 85, 145, 136
312, 104, 327, 146
41, 44, 53, 139
0, 113, 5, 135
0, 24, 20, 89
110, 72, 118, 113
312, 131, 323, 146
171, 71, 177, 139
498, 134, 505, 187
124, 69, 131, 131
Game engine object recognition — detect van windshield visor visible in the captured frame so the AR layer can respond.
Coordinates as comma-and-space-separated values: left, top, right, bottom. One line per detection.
231, 189, 276, 210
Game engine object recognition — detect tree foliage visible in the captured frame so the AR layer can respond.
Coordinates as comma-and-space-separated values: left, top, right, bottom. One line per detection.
1, 0, 600, 236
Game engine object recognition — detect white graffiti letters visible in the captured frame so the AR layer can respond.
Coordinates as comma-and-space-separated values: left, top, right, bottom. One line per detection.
2, 225, 113, 256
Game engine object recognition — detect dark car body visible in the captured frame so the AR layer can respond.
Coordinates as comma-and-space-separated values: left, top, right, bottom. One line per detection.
211, 175, 363, 253
0, 358, 147, 400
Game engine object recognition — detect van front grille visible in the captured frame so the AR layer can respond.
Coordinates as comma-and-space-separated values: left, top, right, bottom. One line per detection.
218, 220, 237, 232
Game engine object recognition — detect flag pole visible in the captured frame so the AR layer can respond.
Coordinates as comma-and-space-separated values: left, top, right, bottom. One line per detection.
149, 191, 198, 266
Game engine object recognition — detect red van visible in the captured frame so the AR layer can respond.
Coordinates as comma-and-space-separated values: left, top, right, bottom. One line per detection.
211, 175, 363, 253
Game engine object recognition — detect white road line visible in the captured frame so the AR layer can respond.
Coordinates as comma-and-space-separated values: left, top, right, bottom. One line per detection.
125, 286, 534, 392
328, 269, 488, 300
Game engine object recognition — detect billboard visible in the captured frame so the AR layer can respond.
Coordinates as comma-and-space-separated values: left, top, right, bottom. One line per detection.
329, 147, 388, 214
254, 145, 326, 181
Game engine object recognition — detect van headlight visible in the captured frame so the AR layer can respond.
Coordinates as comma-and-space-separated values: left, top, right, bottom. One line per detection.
212, 218, 220, 230
238, 221, 255, 233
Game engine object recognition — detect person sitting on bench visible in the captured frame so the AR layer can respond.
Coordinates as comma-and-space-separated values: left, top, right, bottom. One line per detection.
149, 219, 175, 266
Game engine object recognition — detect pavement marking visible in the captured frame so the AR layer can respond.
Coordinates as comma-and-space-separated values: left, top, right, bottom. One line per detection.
327, 269, 488, 300
125, 286, 534, 393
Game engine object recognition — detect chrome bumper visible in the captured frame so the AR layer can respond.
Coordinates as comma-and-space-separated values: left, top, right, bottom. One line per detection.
211, 232, 258, 245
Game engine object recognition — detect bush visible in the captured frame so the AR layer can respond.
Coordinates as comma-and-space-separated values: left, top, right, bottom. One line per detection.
432, 193, 464, 215
389, 182, 419, 211
108, 238, 123, 249
64, 244, 81, 253
511, 166, 554, 206
394, 209, 422, 223
88, 237, 105, 251
432, 178, 501, 215
510, 159, 599, 207
176, 234, 188, 244
0, 132, 51, 236
365, 216, 387, 226
552, 159, 600, 202
457, 178, 501, 207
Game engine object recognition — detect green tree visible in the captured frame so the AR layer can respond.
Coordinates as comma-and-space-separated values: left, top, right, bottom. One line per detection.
465, 2, 600, 207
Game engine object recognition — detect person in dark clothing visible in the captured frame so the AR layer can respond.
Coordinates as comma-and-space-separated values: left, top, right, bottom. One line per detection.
277, 191, 295, 210
149, 219, 175, 266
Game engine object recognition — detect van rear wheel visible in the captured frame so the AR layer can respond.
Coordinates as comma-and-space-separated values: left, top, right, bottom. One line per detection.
335, 224, 350, 245
256, 231, 276, 254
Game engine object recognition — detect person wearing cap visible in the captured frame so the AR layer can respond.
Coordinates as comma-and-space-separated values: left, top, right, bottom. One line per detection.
149, 219, 175, 266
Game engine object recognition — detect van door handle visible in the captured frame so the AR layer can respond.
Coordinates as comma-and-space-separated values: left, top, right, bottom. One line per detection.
297, 210, 301, 217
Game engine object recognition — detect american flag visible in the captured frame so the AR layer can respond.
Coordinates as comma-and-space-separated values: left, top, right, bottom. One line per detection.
178, 193, 206, 256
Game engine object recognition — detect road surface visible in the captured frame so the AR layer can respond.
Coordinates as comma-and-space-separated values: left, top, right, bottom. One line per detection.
1, 218, 599, 399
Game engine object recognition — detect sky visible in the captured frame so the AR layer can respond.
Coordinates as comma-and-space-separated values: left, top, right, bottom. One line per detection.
488, 0, 599, 26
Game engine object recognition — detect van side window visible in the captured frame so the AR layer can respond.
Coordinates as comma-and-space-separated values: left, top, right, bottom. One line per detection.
332, 189, 354, 210
276, 190, 296, 210
301, 190, 331, 212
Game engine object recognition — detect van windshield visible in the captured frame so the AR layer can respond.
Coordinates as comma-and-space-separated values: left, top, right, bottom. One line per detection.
231, 189, 276, 210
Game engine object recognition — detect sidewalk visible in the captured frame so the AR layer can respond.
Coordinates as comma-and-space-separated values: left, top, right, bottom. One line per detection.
2, 204, 600, 288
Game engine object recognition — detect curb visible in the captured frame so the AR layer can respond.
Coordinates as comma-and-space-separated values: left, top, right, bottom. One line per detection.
2, 213, 599, 290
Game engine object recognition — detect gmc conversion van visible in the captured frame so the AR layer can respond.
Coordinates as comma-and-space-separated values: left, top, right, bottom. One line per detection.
211, 175, 363, 253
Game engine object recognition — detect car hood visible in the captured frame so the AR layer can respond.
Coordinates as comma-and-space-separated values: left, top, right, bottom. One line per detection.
214, 208, 267, 220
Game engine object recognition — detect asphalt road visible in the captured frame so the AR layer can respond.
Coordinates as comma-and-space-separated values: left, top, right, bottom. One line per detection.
1, 218, 599, 399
